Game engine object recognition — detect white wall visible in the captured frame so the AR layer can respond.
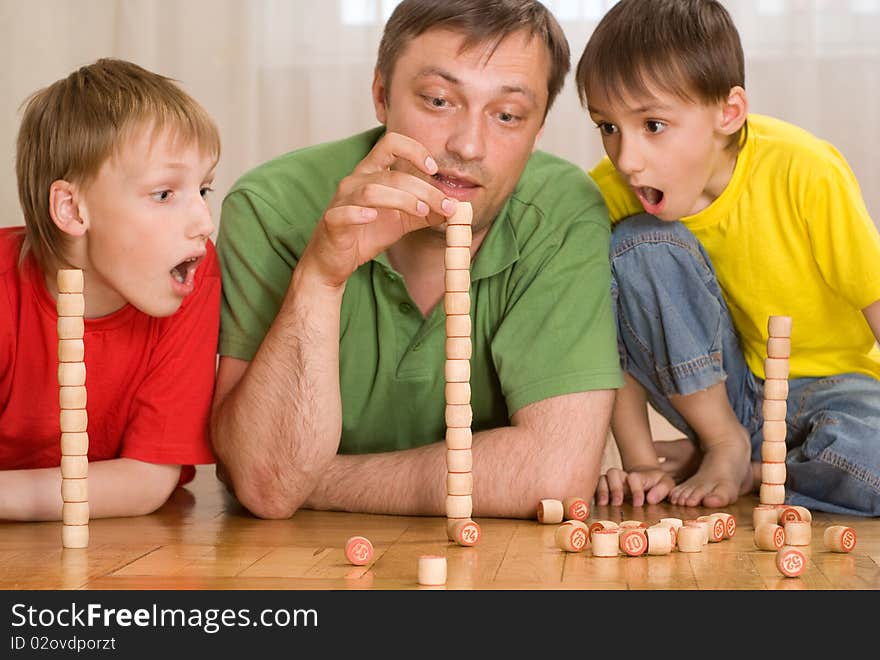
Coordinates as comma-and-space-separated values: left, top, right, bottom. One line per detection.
2, 0, 878, 232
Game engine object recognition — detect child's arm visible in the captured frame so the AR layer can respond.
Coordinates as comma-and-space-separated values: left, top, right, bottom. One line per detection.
0, 459, 180, 521
597, 372, 674, 506
864, 299, 880, 346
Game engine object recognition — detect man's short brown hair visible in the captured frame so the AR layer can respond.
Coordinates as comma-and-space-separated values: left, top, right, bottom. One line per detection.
576, 0, 745, 109
377, 0, 570, 118
16, 58, 221, 271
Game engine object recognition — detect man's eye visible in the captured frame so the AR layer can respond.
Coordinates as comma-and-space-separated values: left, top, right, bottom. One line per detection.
428, 97, 447, 108
646, 120, 667, 134
499, 112, 519, 124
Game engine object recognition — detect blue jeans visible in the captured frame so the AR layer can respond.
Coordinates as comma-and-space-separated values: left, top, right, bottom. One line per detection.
610, 214, 880, 516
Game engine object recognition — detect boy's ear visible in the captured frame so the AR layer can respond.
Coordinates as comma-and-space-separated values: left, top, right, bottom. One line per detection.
372, 68, 388, 125
49, 180, 88, 237
718, 85, 748, 136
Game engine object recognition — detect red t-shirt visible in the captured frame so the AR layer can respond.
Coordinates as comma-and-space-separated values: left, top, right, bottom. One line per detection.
0, 227, 218, 484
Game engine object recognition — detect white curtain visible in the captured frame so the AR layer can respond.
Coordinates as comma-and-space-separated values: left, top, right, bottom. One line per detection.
2, 0, 879, 231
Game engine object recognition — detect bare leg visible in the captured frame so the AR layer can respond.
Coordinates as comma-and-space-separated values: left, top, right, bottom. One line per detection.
666, 382, 752, 507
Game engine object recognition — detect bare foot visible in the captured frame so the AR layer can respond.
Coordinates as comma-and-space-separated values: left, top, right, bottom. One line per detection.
668, 426, 752, 508
655, 438, 702, 482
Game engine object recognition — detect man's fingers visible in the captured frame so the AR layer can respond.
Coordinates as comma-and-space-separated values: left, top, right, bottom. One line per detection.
381, 170, 457, 217
338, 170, 457, 219
323, 204, 380, 230
347, 132, 457, 220
347, 182, 433, 220
322, 203, 436, 253
353, 131, 438, 177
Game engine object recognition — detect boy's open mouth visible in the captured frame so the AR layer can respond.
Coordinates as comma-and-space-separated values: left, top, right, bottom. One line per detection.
634, 185, 666, 215
170, 256, 201, 285
639, 186, 664, 206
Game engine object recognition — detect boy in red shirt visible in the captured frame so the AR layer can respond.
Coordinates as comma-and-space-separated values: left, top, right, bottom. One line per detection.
1, 58, 220, 520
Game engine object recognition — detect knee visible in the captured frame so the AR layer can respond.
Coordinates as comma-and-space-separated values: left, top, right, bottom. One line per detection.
791, 411, 880, 515
611, 215, 711, 289
610, 214, 698, 255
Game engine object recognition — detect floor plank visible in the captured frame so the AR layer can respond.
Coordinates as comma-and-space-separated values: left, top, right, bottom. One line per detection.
2, 466, 879, 590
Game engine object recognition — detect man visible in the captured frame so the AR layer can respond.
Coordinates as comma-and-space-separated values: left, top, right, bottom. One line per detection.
212, 0, 621, 519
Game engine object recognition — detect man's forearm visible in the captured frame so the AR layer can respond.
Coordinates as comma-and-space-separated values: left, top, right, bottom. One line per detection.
211, 264, 346, 518
305, 392, 614, 518
305, 428, 602, 518
0, 458, 180, 521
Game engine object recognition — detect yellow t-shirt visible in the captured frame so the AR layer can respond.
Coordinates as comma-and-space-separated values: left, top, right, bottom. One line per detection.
590, 114, 880, 380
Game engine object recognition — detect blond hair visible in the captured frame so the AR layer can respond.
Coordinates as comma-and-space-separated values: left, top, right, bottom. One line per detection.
16, 58, 221, 270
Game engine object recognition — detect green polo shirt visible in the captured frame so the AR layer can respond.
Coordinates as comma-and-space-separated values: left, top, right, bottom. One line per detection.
217, 127, 622, 454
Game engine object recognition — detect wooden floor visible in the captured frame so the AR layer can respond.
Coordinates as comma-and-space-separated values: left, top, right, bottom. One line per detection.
2, 466, 879, 590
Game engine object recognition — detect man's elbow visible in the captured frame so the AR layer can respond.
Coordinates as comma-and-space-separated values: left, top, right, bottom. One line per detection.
226, 469, 303, 520
209, 427, 293, 518
238, 491, 301, 520
532, 454, 599, 505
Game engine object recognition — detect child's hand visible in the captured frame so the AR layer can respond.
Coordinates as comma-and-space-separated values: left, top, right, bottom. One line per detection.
595, 466, 675, 507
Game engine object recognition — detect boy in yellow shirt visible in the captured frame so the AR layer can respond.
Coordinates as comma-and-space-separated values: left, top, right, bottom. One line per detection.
577, 0, 880, 514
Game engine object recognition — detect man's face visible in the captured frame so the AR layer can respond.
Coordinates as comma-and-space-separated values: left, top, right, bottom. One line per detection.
374, 27, 550, 234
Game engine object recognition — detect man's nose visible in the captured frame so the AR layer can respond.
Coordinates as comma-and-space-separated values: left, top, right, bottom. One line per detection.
446, 111, 486, 162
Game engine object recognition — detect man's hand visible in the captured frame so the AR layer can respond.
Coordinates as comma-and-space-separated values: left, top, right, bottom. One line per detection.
595, 466, 675, 507
300, 132, 457, 288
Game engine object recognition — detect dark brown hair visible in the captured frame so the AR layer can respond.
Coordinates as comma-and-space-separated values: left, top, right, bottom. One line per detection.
576, 0, 745, 109
16, 58, 220, 271
377, 0, 570, 117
